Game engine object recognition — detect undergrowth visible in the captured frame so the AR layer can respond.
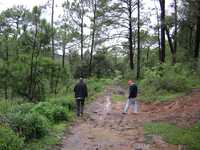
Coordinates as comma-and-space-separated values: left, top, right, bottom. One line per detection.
144, 121, 200, 150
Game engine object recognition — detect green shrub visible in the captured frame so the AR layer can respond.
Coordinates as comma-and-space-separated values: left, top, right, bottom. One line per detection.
7, 112, 49, 140
52, 106, 72, 122
87, 78, 105, 93
92, 53, 114, 77
31, 102, 54, 121
50, 96, 75, 111
0, 100, 20, 115
139, 63, 192, 101
31, 101, 73, 123
10, 103, 34, 114
0, 126, 24, 150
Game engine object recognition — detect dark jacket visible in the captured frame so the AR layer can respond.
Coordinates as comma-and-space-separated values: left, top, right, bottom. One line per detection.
129, 84, 137, 98
74, 81, 88, 99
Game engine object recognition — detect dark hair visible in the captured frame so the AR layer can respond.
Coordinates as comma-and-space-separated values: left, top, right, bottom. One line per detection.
79, 78, 83, 83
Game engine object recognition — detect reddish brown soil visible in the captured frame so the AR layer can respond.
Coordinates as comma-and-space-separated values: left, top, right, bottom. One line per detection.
61, 87, 200, 150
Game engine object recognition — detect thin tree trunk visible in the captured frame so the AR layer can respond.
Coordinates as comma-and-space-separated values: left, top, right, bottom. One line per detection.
16, 18, 19, 58
5, 36, 9, 100
89, 0, 97, 76
159, 0, 165, 62
146, 46, 150, 63
80, 0, 84, 61
51, 0, 55, 60
194, 15, 200, 58
189, 26, 193, 51
166, 26, 176, 63
50, 0, 55, 95
137, 0, 140, 79
62, 43, 65, 68
157, 14, 161, 54
29, 15, 38, 101
154, 0, 161, 54
173, 0, 177, 63
128, 0, 134, 70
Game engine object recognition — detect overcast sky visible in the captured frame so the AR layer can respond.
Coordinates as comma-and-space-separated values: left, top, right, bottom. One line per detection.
0, 0, 173, 23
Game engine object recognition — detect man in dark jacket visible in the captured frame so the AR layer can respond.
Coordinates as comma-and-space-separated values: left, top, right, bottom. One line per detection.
123, 80, 138, 114
74, 78, 88, 117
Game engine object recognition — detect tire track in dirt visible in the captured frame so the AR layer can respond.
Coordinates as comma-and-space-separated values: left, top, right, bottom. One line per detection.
61, 87, 200, 150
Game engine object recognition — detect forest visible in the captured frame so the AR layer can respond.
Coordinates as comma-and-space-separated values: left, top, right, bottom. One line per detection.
0, 0, 200, 149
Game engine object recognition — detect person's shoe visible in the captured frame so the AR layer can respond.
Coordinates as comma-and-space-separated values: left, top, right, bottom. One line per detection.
122, 112, 127, 115
132, 112, 139, 115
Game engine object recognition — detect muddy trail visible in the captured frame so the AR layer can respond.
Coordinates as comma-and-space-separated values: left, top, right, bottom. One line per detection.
61, 87, 200, 150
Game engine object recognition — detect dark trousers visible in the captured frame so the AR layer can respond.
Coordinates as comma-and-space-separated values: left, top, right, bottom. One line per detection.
76, 98, 85, 116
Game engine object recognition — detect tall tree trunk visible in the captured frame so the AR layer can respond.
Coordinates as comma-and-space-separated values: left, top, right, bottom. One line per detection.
128, 0, 134, 70
166, 26, 176, 63
159, 0, 165, 63
146, 46, 150, 63
189, 26, 193, 51
194, 15, 200, 58
89, 0, 97, 76
80, 0, 84, 61
157, 14, 161, 54
29, 15, 38, 101
62, 43, 65, 68
16, 17, 19, 58
137, 0, 140, 79
173, 0, 177, 63
154, 0, 161, 55
51, 0, 55, 95
51, 0, 55, 60
5, 36, 9, 100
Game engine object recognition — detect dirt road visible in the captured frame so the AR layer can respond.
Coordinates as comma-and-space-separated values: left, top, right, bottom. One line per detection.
61, 87, 200, 150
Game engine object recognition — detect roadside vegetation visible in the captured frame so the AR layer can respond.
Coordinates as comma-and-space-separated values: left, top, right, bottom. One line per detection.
0, 78, 111, 150
144, 122, 200, 150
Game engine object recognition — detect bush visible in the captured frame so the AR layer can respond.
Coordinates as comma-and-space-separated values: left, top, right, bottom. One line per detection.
52, 106, 73, 122
92, 53, 114, 78
0, 100, 21, 115
7, 112, 49, 140
31, 101, 73, 123
138, 63, 197, 101
31, 102, 54, 121
140, 63, 190, 94
87, 78, 105, 93
73, 62, 90, 78
0, 126, 24, 150
10, 103, 34, 114
50, 96, 75, 111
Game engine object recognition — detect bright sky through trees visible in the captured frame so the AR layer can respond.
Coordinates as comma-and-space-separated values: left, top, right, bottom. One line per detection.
0, 0, 173, 55
0, 0, 173, 23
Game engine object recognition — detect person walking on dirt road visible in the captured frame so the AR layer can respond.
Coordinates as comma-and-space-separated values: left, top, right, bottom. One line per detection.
123, 80, 138, 114
74, 78, 88, 117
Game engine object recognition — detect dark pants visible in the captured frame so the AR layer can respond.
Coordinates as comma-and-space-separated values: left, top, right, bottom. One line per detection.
76, 98, 85, 116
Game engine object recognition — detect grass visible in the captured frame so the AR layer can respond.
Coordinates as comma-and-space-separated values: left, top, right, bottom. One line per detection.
138, 91, 185, 102
25, 123, 68, 150
111, 94, 126, 103
144, 122, 200, 150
